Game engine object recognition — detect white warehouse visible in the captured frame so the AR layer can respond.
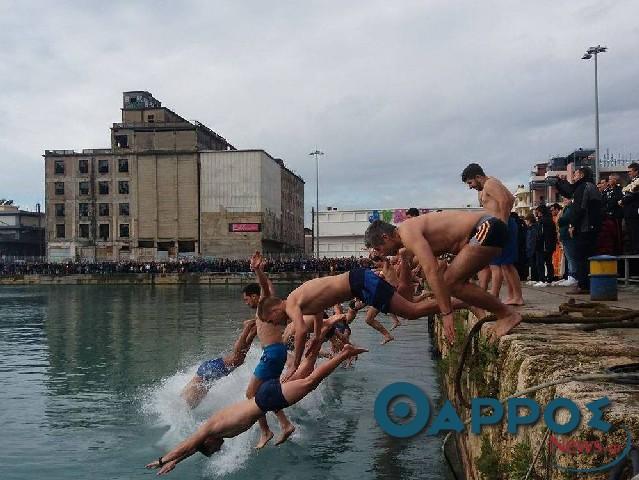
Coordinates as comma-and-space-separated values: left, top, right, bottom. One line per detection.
316, 207, 483, 258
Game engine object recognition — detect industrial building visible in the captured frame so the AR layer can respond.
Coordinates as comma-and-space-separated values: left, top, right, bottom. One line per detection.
199, 150, 304, 257
44, 91, 304, 261
0, 201, 45, 258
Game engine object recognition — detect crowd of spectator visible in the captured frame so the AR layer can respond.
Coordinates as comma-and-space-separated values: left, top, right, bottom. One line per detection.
517, 162, 639, 293
0, 256, 371, 277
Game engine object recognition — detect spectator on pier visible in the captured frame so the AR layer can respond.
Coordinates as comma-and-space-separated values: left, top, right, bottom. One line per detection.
620, 162, 639, 254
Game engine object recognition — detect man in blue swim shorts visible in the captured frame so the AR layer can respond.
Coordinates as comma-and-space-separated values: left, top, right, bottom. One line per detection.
181, 318, 257, 408
462, 163, 524, 306
244, 251, 296, 449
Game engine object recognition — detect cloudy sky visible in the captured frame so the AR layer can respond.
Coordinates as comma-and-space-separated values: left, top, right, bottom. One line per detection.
1, 0, 638, 220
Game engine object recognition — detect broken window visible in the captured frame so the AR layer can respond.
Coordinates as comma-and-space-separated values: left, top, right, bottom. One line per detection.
55, 203, 65, 217
98, 203, 109, 216
118, 181, 129, 195
119, 203, 130, 216
178, 240, 196, 253
54, 160, 65, 174
114, 135, 129, 148
79, 203, 89, 217
119, 224, 130, 238
79, 224, 90, 238
118, 158, 129, 173
98, 224, 109, 241
56, 224, 65, 238
98, 182, 109, 195
79, 181, 90, 196
55, 182, 64, 195
98, 159, 109, 174
79, 159, 89, 174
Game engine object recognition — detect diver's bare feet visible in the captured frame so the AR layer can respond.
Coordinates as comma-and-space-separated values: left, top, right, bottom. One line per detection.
255, 430, 274, 449
390, 316, 401, 330
491, 311, 522, 338
275, 424, 296, 445
504, 297, 525, 306
381, 334, 394, 345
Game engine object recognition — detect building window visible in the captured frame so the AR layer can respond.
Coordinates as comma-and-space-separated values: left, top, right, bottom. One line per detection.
98, 203, 110, 216
118, 181, 129, 195
118, 158, 129, 173
79, 181, 90, 196
54, 160, 64, 174
98, 159, 109, 174
119, 224, 130, 238
79, 224, 90, 238
56, 224, 65, 238
79, 159, 89, 174
55, 182, 64, 195
114, 135, 129, 148
119, 203, 130, 216
98, 224, 109, 240
98, 181, 109, 195
147, 114, 154, 123
79, 203, 89, 217
55, 203, 65, 217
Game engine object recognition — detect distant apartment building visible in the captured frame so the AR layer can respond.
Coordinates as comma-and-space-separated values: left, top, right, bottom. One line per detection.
44, 91, 304, 261
527, 148, 636, 208
0, 201, 45, 258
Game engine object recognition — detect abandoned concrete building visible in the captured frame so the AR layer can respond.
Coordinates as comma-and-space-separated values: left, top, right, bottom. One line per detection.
44, 91, 304, 261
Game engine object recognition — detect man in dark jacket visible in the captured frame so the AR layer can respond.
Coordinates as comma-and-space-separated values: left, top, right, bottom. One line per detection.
533, 205, 556, 285
555, 166, 603, 293
620, 162, 639, 254
602, 174, 624, 254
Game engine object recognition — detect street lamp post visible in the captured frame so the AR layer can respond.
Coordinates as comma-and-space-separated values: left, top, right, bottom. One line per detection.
309, 150, 324, 258
582, 45, 607, 183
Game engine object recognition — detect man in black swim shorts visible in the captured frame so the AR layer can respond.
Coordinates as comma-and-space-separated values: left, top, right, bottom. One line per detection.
145, 340, 367, 475
364, 210, 521, 343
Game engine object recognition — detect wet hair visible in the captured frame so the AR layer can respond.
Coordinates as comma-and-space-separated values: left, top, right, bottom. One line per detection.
242, 283, 260, 296
461, 163, 485, 182
406, 208, 420, 217
257, 296, 283, 319
197, 437, 224, 457
348, 300, 356, 309
629, 162, 639, 172
364, 220, 396, 248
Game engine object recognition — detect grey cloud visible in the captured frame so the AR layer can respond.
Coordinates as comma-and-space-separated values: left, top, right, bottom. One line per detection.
0, 0, 638, 218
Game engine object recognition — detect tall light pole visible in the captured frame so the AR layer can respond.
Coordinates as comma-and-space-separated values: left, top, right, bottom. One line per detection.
309, 149, 324, 258
582, 45, 607, 183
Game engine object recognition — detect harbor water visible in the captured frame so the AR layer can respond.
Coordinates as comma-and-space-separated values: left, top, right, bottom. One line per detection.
0, 285, 446, 480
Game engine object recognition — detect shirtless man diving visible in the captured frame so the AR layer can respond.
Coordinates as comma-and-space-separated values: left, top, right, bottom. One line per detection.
181, 319, 257, 408
245, 252, 295, 449
146, 339, 367, 476
364, 210, 522, 343
462, 163, 524, 306
258, 264, 451, 380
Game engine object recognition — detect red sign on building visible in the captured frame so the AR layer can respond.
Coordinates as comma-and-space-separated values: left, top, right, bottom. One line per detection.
229, 223, 261, 233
